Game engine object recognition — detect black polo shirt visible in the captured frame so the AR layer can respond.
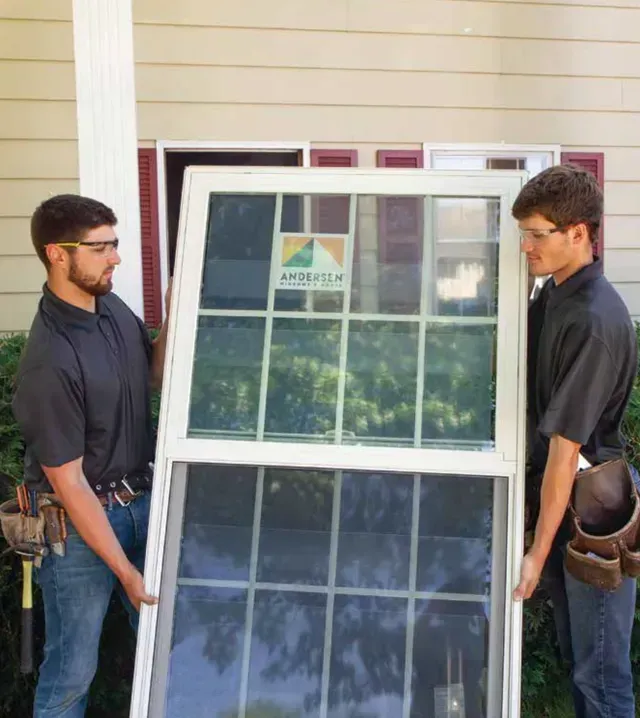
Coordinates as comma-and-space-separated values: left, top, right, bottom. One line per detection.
12, 285, 155, 493
527, 258, 638, 476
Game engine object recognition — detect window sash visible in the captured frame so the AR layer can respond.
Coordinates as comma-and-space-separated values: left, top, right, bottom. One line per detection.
130, 167, 529, 718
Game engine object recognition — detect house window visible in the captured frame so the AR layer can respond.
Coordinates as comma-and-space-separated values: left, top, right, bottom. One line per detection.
424, 144, 559, 178
423, 145, 605, 264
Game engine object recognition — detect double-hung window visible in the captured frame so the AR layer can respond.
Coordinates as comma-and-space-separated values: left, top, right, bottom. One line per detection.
131, 166, 530, 718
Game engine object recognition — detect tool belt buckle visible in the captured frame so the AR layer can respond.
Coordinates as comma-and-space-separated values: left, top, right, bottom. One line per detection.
116, 477, 142, 507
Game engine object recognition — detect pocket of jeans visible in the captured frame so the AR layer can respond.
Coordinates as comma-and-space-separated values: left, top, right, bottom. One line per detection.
565, 542, 623, 592
620, 542, 640, 578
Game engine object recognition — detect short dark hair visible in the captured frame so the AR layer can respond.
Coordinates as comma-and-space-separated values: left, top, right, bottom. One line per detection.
511, 163, 603, 244
30, 194, 117, 268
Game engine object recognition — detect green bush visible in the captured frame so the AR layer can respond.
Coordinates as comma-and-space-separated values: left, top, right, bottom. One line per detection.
1, 326, 639, 718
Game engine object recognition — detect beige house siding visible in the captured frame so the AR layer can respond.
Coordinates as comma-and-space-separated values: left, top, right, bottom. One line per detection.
133, 0, 640, 319
0, 1, 77, 332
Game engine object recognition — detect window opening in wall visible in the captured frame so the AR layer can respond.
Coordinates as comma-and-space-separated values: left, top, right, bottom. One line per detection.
164, 151, 302, 275
424, 146, 558, 296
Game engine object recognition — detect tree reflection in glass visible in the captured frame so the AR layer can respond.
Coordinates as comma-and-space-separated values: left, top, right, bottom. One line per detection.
189, 317, 264, 438
246, 591, 326, 717
422, 325, 496, 447
343, 322, 418, 445
164, 467, 498, 718
165, 586, 247, 718
328, 596, 407, 718
265, 320, 341, 440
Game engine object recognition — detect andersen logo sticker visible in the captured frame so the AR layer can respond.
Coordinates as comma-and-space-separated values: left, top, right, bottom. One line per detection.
276, 235, 347, 291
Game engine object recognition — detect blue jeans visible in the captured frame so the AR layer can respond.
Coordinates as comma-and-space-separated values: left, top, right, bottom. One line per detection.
33, 491, 151, 718
542, 468, 639, 718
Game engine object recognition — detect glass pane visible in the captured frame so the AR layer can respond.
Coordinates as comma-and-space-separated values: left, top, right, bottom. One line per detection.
274, 194, 348, 312
201, 193, 303, 311
422, 324, 496, 448
436, 242, 497, 317
342, 321, 419, 446
430, 150, 551, 177
265, 319, 341, 440
160, 465, 504, 717
328, 596, 407, 718
164, 586, 247, 718
337, 472, 414, 590
431, 155, 486, 171
189, 316, 264, 438
433, 198, 499, 317
411, 600, 490, 718
258, 469, 334, 585
350, 196, 423, 315
179, 465, 256, 581
247, 591, 326, 717
189, 192, 502, 449
201, 194, 275, 311
417, 476, 493, 596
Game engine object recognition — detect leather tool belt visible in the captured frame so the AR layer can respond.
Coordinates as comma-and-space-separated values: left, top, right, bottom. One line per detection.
565, 458, 640, 591
0, 471, 152, 563
0, 490, 61, 565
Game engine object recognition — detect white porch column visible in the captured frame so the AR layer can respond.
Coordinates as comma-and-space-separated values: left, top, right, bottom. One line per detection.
72, 0, 143, 317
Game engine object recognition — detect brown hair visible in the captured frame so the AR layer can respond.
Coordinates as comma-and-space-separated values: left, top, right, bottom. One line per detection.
511, 163, 603, 244
30, 194, 117, 268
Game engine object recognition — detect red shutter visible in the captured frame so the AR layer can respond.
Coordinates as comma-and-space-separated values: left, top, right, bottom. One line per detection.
310, 150, 358, 233
561, 151, 605, 258
376, 150, 424, 263
138, 148, 162, 327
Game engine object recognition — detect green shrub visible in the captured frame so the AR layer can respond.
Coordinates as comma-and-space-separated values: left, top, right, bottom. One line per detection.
1, 325, 639, 718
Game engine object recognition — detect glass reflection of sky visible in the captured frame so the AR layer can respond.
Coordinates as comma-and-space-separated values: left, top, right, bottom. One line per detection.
328, 595, 406, 718
337, 472, 413, 590
165, 586, 246, 718
165, 470, 497, 717
247, 591, 326, 717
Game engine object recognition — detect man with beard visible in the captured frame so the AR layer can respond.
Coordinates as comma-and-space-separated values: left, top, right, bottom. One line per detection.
11, 194, 170, 717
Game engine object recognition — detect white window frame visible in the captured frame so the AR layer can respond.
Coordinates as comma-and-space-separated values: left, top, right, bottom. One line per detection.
155, 141, 312, 316
424, 143, 561, 173
131, 167, 530, 718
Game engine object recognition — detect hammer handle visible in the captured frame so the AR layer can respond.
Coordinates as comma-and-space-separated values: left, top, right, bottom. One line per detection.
20, 558, 34, 674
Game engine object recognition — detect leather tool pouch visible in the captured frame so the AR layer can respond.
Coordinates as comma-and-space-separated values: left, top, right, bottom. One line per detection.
565, 458, 640, 591
0, 498, 46, 549
0, 493, 64, 552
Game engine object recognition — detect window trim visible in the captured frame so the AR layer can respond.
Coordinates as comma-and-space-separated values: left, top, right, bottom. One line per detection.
155, 141, 312, 317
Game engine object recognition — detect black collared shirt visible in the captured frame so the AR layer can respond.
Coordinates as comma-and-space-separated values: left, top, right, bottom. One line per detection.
12, 285, 155, 493
527, 258, 638, 474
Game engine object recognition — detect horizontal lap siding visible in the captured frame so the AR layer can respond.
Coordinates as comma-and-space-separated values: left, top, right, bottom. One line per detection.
0, 5, 77, 332
131, 0, 640, 318
133, 0, 640, 42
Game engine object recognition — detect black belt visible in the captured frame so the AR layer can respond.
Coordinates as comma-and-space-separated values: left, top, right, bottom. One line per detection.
93, 471, 153, 507
96, 487, 146, 508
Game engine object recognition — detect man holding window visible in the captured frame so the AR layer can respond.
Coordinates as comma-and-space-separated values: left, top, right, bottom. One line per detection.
11, 194, 170, 718
512, 164, 638, 718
